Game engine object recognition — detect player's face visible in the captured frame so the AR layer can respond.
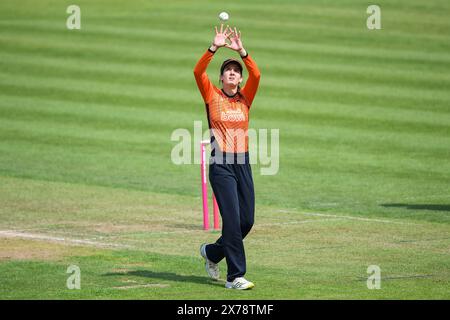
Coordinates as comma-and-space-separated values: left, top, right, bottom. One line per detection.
221, 64, 242, 87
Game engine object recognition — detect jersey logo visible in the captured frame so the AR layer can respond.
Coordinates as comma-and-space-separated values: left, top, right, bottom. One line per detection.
220, 109, 246, 122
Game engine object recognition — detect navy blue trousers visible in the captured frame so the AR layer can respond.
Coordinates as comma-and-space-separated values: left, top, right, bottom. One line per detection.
205, 154, 255, 282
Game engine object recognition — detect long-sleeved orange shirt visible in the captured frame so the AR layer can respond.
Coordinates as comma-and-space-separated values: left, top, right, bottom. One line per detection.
194, 49, 261, 154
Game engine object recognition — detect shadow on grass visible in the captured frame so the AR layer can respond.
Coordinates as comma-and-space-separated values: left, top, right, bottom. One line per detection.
103, 270, 224, 287
381, 204, 450, 212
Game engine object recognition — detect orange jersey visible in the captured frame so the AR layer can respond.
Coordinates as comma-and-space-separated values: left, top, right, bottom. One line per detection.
194, 49, 261, 153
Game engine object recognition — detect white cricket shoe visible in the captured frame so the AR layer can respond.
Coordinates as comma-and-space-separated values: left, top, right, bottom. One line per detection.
200, 243, 220, 280
225, 277, 255, 290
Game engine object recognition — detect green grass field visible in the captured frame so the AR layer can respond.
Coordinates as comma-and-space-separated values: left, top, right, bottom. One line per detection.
1, 0, 449, 299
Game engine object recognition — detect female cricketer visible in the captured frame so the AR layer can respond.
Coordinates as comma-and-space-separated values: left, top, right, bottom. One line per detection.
193, 25, 261, 290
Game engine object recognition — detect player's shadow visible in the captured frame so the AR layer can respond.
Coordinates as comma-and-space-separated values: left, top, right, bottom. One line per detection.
103, 270, 223, 287
381, 204, 450, 212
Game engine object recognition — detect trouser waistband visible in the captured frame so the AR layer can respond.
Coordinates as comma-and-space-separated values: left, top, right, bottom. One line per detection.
210, 151, 250, 165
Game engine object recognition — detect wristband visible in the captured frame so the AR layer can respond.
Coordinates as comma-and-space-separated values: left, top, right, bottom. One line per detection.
209, 45, 217, 53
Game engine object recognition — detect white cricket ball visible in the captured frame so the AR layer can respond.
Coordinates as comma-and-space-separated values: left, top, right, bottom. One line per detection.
219, 12, 229, 21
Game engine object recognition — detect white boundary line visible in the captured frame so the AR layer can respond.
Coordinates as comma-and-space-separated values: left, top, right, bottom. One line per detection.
255, 218, 343, 227
277, 210, 420, 225
0, 230, 131, 249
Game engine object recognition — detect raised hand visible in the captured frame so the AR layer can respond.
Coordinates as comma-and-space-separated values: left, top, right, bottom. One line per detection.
212, 24, 232, 48
225, 27, 243, 52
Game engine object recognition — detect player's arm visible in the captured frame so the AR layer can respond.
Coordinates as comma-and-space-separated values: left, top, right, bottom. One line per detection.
226, 27, 261, 106
193, 24, 232, 103
193, 50, 215, 103
240, 53, 261, 107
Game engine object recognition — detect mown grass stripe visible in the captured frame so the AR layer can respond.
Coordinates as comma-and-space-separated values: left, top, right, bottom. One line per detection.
1, 78, 449, 133
2, 60, 450, 114
0, 71, 198, 104
1, 124, 448, 183
2, 36, 448, 89
2, 23, 450, 66
2, 49, 450, 90
1, 93, 449, 160
1, 96, 449, 168
3, 83, 449, 130
1, 69, 448, 123
1, 86, 448, 140
2, 6, 449, 42
2, 55, 449, 108
1, 50, 449, 101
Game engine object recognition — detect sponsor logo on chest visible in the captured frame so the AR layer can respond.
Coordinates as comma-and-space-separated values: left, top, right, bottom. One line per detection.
221, 109, 246, 122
